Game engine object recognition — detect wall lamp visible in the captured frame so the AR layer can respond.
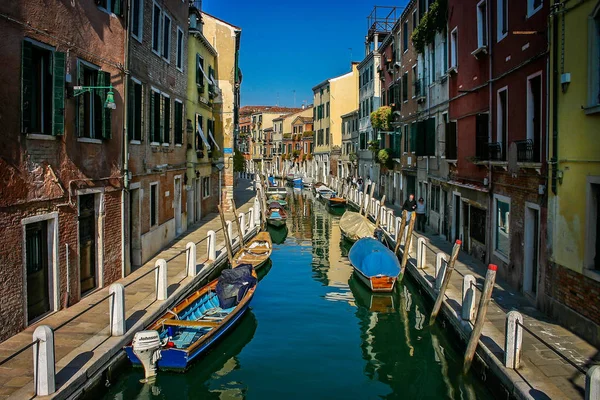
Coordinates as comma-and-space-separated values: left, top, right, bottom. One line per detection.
73, 85, 116, 109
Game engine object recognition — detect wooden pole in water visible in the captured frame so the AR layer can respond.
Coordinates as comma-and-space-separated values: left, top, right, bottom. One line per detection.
429, 240, 462, 326
217, 205, 235, 266
463, 264, 498, 374
394, 210, 408, 255
231, 201, 245, 247
261, 188, 268, 231
375, 195, 386, 228
400, 212, 416, 277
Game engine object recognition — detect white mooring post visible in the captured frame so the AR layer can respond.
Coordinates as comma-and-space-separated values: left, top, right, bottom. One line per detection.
226, 220, 234, 245
504, 311, 524, 369
374, 200, 380, 221
395, 216, 401, 241
462, 274, 477, 321
249, 209, 255, 230
253, 197, 261, 225
239, 213, 246, 238
155, 259, 168, 301
33, 325, 55, 396
417, 237, 427, 269
109, 283, 125, 336
586, 365, 600, 400
207, 230, 217, 261
435, 253, 448, 290
185, 242, 197, 277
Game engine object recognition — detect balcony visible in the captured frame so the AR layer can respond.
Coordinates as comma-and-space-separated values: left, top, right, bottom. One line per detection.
414, 79, 426, 103
515, 139, 535, 163
475, 135, 503, 162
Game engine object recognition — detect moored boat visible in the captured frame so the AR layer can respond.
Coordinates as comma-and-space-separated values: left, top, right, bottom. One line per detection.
266, 186, 287, 200
266, 201, 288, 227
328, 196, 347, 208
232, 231, 273, 270
339, 211, 375, 243
124, 264, 257, 371
348, 237, 401, 292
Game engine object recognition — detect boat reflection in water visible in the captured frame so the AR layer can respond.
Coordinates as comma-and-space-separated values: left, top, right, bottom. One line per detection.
266, 224, 288, 245
108, 312, 258, 399
256, 259, 273, 282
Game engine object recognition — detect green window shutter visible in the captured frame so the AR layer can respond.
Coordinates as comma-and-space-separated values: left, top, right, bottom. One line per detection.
127, 78, 134, 140
52, 52, 66, 136
100, 71, 111, 139
77, 63, 84, 137
149, 91, 155, 142
163, 97, 170, 144
426, 118, 436, 156
196, 54, 200, 85
113, 0, 122, 17
21, 40, 33, 133
410, 123, 417, 153
416, 121, 426, 156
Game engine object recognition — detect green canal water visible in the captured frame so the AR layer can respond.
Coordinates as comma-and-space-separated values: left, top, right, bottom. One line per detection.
102, 190, 493, 399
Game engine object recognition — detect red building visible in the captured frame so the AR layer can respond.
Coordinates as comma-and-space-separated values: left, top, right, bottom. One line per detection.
448, 0, 549, 299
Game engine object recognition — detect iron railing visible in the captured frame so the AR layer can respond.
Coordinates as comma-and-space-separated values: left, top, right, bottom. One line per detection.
514, 139, 535, 162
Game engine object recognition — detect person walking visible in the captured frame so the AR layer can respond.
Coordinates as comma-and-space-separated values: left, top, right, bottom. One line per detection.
416, 197, 426, 232
357, 176, 364, 192
402, 194, 417, 221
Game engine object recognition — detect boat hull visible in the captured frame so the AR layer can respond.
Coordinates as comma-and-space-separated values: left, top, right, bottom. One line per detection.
233, 231, 273, 271
353, 268, 397, 293
267, 218, 286, 228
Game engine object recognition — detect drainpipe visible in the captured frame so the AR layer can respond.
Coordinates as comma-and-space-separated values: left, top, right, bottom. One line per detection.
550, 1, 560, 195
121, 0, 132, 276
486, 0, 493, 265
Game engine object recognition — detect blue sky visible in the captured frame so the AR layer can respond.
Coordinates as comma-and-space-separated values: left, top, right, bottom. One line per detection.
204, 1, 406, 107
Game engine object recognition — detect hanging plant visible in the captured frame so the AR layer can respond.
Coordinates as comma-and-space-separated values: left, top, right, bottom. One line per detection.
370, 106, 392, 131
411, 0, 448, 54
368, 140, 380, 155
377, 148, 394, 170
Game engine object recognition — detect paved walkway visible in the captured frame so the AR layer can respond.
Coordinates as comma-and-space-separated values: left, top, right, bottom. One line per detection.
352, 195, 599, 399
0, 179, 257, 399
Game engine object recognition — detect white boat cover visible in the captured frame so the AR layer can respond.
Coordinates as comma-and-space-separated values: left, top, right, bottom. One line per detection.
339, 211, 376, 242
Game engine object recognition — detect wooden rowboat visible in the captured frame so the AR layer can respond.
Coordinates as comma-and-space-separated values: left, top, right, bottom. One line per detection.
232, 232, 272, 270
328, 197, 347, 208
266, 201, 287, 228
348, 237, 400, 292
124, 264, 257, 371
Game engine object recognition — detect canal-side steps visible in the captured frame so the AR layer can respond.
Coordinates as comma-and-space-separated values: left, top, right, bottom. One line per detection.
0, 178, 261, 399
333, 178, 600, 400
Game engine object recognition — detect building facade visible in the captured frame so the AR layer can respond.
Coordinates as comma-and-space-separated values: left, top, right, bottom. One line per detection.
546, 0, 600, 346
0, 0, 126, 340
341, 110, 359, 179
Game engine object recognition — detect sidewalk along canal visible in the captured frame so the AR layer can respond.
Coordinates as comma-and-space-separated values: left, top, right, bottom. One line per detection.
100, 189, 493, 399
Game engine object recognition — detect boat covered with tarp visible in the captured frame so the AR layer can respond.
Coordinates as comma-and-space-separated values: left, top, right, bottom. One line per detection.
348, 237, 400, 292
339, 211, 375, 242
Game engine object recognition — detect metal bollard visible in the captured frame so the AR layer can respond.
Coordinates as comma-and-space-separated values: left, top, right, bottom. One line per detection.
239, 213, 246, 238
504, 311, 523, 369
109, 283, 125, 336
586, 365, 600, 400
435, 253, 448, 290
155, 259, 168, 301
186, 242, 197, 277
417, 237, 427, 269
207, 230, 217, 261
33, 325, 55, 396
462, 274, 477, 321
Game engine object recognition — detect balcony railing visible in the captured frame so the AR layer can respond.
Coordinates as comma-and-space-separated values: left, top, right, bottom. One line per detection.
475, 135, 503, 161
514, 139, 536, 162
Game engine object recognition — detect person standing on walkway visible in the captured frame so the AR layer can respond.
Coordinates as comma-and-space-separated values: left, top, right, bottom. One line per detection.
357, 176, 363, 192
416, 197, 426, 232
402, 194, 417, 221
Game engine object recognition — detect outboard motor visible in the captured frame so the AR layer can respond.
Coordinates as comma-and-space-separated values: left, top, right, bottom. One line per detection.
132, 330, 162, 381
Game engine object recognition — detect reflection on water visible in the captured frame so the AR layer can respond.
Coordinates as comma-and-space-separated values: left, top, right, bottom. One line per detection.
102, 189, 491, 400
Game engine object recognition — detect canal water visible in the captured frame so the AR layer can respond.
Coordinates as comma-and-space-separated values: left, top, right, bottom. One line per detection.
102, 189, 493, 399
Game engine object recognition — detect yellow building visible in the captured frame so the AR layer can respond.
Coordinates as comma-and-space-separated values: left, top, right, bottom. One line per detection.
547, 1, 600, 346
186, 7, 220, 225
312, 63, 359, 181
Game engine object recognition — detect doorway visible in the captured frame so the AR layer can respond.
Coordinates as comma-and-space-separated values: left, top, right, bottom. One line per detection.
453, 193, 462, 243
463, 202, 470, 252
129, 188, 141, 270
25, 221, 50, 322
442, 190, 448, 239
174, 176, 182, 235
194, 178, 201, 223
523, 205, 540, 296
79, 194, 97, 295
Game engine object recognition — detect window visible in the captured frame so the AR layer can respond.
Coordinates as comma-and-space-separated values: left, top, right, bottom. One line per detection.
494, 195, 511, 259
150, 89, 161, 143
128, 78, 143, 141
450, 28, 458, 69
131, 0, 143, 41
586, 180, 600, 271
497, 0, 508, 41
403, 125, 409, 153
402, 72, 408, 101
477, 1, 487, 49
326, 102, 330, 117
21, 40, 65, 136
152, 3, 161, 54
196, 54, 204, 88
162, 94, 170, 144
588, 7, 600, 109
497, 88, 508, 159
202, 177, 210, 198
174, 100, 183, 145
412, 11, 417, 32
98, 0, 122, 15
326, 128, 329, 145
150, 183, 158, 227
527, 0, 542, 17
77, 61, 111, 139
403, 21, 408, 52
527, 73, 542, 162
162, 14, 171, 61
176, 27, 184, 71
431, 185, 440, 212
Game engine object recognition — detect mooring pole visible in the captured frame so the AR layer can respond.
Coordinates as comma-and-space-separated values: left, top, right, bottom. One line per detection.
375, 195, 386, 228
399, 212, 416, 278
429, 240, 462, 325
463, 264, 498, 374
231, 201, 245, 247
394, 210, 408, 255
218, 205, 235, 266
